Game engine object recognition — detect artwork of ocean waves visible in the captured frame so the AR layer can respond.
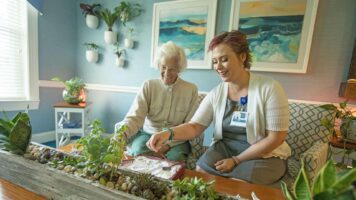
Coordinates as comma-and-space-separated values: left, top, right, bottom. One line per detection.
159, 15, 207, 60
239, 15, 304, 63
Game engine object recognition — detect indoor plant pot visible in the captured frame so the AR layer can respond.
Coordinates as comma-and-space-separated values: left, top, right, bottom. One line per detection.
100, 9, 119, 45
104, 30, 117, 45
86, 14, 99, 29
80, 3, 101, 29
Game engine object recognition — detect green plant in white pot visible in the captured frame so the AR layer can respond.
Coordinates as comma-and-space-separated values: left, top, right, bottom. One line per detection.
84, 42, 99, 63
99, 8, 119, 44
114, 42, 125, 68
79, 3, 101, 29
52, 77, 86, 104
115, 1, 143, 49
320, 101, 356, 143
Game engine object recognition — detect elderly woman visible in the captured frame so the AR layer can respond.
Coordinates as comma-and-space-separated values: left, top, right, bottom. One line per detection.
115, 41, 199, 161
147, 31, 290, 185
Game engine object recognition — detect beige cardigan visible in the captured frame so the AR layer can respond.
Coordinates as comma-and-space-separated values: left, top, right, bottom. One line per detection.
191, 73, 291, 159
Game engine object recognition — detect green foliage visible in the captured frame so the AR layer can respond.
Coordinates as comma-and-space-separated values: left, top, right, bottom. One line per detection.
84, 43, 99, 51
172, 177, 219, 200
79, 3, 101, 16
99, 8, 119, 31
51, 77, 86, 104
281, 160, 356, 200
320, 101, 356, 138
77, 119, 127, 181
113, 42, 125, 58
115, 1, 143, 26
0, 112, 31, 155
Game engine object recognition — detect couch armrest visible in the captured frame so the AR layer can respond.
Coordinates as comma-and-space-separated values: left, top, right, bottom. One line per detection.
186, 134, 207, 169
300, 141, 329, 182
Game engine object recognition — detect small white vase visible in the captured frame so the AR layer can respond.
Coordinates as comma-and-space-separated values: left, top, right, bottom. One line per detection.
86, 14, 99, 29
104, 31, 117, 44
86, 50, 98, 63
116, 57, 125, 67
124, 38, 134, 49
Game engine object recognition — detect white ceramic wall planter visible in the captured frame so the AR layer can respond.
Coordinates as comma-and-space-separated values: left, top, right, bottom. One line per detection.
104, 31, 117, 45
116, 57, 125, 68
124, 38, 134, 49
86, 14, 99, 29
86, 50, 98, 63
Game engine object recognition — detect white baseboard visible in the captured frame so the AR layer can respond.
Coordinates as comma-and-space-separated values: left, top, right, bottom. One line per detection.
31, 131, 55, 143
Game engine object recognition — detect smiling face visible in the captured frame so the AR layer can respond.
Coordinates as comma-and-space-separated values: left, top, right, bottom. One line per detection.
159, 56, 179, 85
212, 43, 247, 82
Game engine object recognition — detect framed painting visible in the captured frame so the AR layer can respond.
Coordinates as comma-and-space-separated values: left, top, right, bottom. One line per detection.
229, 0, 319, 73
151, 0, 217, 69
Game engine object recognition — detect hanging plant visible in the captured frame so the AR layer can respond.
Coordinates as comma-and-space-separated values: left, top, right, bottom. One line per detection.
115, 1, 143, 27
99, 8, 119, 44
124, 27, 134, 49
79, 3, 101, 29
84, 42, 99, 63
114, 42, 125, 68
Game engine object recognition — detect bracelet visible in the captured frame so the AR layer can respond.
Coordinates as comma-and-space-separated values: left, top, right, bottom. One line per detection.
167, 128, 175, 141
231, 156, 241, 165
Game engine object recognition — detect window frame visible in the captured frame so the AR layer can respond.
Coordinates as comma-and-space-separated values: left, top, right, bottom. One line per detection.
0, 2, 39, 111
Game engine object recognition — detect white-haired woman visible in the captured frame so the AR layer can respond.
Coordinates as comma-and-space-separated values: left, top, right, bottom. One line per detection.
115, 41, 199, 161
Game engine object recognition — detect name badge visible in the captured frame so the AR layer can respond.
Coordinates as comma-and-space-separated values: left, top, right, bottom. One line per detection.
230, 111, 248, 127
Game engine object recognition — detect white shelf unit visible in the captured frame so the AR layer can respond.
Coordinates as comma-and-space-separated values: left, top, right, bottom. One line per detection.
54, 102, 90, 148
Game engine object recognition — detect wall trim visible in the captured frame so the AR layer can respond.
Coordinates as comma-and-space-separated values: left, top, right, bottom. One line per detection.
39, 80, 353, 106
31, 130, 55, 143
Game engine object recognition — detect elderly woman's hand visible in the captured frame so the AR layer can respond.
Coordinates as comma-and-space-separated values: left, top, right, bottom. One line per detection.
146, 131, 170, 152
214, 158, 237, 173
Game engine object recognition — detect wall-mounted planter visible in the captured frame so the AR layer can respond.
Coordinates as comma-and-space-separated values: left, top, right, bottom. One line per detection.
86, 14, 99, 29
104, 31, 117, 45
116, 57, 125, 68
124, 38, 134, 49
86, 50, 98, 63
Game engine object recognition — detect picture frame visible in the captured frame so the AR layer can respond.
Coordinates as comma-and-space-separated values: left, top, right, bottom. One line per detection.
229, 0, 319, 73
151, 0, 217, 69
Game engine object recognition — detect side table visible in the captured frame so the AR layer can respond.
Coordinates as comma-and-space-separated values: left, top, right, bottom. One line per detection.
329, 136, 356, 167
54, 102, 91, 147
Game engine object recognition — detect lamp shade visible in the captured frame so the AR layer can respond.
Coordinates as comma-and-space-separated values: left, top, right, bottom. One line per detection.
344, 79, 356, 99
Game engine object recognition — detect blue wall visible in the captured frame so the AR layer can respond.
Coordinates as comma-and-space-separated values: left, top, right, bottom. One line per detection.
27, 0, 356, 135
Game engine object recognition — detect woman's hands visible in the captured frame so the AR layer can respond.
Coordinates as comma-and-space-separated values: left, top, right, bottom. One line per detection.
146, 131, 170, 152
215, 157, 240, 173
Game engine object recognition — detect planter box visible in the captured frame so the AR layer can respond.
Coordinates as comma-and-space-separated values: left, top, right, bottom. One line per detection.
0, 147, 144, 200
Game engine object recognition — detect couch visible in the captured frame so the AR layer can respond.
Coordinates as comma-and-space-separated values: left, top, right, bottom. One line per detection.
187, 94, 335, 188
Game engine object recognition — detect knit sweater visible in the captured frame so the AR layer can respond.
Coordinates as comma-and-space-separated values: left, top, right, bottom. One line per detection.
120, 77, 199, 147
191, 73, 291, 159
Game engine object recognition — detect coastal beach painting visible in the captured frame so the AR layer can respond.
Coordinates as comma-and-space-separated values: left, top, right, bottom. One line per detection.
230, 0, 319, 73
151, 0, 217, 69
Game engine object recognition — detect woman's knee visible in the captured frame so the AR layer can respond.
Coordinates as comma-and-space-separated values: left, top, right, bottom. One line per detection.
195, 166, 208, 174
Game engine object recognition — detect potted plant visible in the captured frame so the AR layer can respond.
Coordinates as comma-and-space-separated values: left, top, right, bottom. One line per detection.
114, 42, 125, 68
115, 2, 143, 48
51, 77, 86, 104
99, 8, 119, 44
320, 101, 356, 143
124, 27, 134, 49
84, 42, 99, 63
79, 3, 101, 29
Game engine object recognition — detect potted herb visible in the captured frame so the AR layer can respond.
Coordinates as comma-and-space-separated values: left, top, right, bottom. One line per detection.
84, 42, 99, 63
114, 42, 125, 67
99, 8, 119, 44
51, 77, 86, 104
79, 3, 101, 29
115, 2, 143, 48
281, 160, 356, 200
320, 101, 356, 143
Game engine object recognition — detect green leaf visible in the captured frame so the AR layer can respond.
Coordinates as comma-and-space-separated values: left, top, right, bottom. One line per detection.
103, 154, 114, 163
281, 181, 296, 200
8, 118, 31, 154
312, 160, 336, 195
331, 168, 356, 195
319, 104, 337, 111
294, 163, 312, 200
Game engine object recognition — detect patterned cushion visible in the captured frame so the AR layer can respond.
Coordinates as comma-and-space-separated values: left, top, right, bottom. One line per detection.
287, 102, 335, 161
301, 141, 329, 181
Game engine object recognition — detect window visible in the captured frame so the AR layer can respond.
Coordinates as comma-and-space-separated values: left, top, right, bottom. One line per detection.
0, 0, 39, 111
